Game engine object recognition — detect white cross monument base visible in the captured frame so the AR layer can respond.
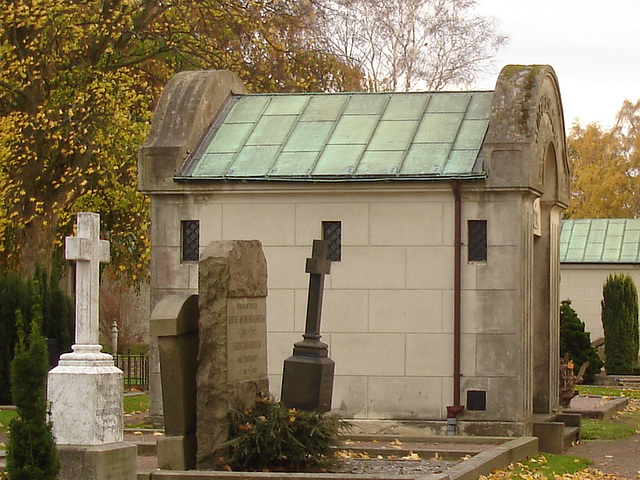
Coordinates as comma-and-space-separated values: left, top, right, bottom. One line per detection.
47, 213, 136, 480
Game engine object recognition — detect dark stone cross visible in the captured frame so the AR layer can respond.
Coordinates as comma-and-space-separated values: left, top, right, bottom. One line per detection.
281, 240, 335, 412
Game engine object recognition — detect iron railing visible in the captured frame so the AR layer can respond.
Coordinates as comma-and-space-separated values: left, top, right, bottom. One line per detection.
114, 350, 149, 390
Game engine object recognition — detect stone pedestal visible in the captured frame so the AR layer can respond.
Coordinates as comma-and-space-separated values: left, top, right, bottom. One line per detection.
157, 435, 197, 471
57, 442, 137, 480
48, 345, 124, 446
282, 352, 335, 412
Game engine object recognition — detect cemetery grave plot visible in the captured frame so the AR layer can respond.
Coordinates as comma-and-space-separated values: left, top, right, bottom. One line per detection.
327, 437, 499, 475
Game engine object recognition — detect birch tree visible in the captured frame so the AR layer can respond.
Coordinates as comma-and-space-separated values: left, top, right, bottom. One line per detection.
313, 0, 507, 91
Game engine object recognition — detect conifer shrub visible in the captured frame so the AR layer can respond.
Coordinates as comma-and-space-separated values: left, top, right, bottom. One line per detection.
224, 396, 349, 471
601, 274, 640, 374
560, 299, 603, 383
6, 285, 60, 480
0, 269, 72, 404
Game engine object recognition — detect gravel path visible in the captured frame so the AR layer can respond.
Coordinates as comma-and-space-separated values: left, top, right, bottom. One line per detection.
567, 434, 640, 479
565, 395, 640, 480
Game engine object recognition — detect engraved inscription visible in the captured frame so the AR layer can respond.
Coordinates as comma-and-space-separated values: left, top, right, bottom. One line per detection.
227, 298, 267, 383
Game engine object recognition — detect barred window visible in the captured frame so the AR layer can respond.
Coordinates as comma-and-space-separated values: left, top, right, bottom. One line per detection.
468, 220, 487, 262
467, 390, 487, 411
322, 221, 341, 262
181, 220, 200, 262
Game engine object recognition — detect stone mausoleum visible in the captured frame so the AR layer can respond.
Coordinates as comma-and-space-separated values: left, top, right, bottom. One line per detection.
139, 65, 570, 436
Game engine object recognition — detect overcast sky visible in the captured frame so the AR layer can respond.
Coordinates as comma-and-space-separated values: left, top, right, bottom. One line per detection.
473, 0, 640, 129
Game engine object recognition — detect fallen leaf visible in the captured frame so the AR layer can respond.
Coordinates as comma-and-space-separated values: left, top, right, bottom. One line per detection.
401, 451, 421, 461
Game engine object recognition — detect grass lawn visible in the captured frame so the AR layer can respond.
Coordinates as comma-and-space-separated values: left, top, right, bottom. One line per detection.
483, 453, 591, 480
577, 385, 640, 441
124, 393, 149, 415
577, 385, 640, 400
0, 409, 17, 435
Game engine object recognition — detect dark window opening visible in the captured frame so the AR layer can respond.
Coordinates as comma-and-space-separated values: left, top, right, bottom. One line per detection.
468, 220, 487, 262
181, 220, 200, 262
467, 390, 487, 411
322, 221, 341, 262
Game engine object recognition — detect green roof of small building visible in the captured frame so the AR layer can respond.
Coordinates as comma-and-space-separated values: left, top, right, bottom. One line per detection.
560, 219, 640, 264
177, 91, 493, 181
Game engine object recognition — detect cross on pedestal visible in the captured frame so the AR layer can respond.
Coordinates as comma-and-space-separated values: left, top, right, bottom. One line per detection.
281, 240, 335, 412
65, 212, 110, 348
299, 239, 331, 349
48, 212, 128, 452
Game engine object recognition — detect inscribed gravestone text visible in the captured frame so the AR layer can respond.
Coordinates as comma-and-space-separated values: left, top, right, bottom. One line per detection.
227, 298, 267, 383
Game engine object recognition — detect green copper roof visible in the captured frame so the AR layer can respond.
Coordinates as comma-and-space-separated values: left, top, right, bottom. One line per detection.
560, 219, 640, 264
177, 91, 493, 181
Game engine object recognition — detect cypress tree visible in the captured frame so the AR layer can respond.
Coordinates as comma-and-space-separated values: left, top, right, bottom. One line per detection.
0, 269, 73, 405
601, 273, 640, 374
560, 299, 603, 383
0, 273, 29, 405
5, 283, 60, 480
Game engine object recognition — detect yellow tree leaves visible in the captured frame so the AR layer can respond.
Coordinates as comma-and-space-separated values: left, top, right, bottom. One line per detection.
567, 101, 640, 219
0, 0, 363, 281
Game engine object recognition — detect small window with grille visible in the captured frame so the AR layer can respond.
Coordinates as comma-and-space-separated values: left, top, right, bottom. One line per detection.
181, 220, 200, 262
322, 221, 341, 262
468, 220, 487, 262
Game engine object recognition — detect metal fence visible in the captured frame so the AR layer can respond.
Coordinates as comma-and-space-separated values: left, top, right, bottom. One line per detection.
114, 351, 149, 390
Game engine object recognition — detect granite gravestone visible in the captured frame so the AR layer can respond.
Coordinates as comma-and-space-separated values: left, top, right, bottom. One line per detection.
47, 212, 137, 480
196, 240, 269, 469
281, 240, 335, 412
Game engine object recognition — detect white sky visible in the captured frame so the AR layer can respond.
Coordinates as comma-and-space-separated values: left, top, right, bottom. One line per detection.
473, 0, 640, 129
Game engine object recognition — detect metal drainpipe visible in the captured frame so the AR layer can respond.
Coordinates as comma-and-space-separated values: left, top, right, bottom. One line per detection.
447, 181, 464, 434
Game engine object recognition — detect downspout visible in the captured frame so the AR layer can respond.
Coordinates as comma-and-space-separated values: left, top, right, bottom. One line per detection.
447, 181, 464, 434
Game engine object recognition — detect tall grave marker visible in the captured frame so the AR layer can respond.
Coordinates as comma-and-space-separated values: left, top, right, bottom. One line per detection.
281, 239, 335, 412
47, 212, 137, 480
196, 240, 269, 469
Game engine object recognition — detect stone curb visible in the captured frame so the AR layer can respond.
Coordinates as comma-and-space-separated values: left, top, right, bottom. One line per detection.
433, 437, 538, 480
135, 437, 538, 480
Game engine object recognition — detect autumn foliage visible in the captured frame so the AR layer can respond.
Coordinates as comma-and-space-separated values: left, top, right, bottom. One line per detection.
567, 100, 640, 219
0, 0, 363, 281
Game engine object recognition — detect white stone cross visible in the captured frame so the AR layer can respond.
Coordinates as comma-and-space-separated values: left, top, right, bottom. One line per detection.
65, 212, 110, 346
